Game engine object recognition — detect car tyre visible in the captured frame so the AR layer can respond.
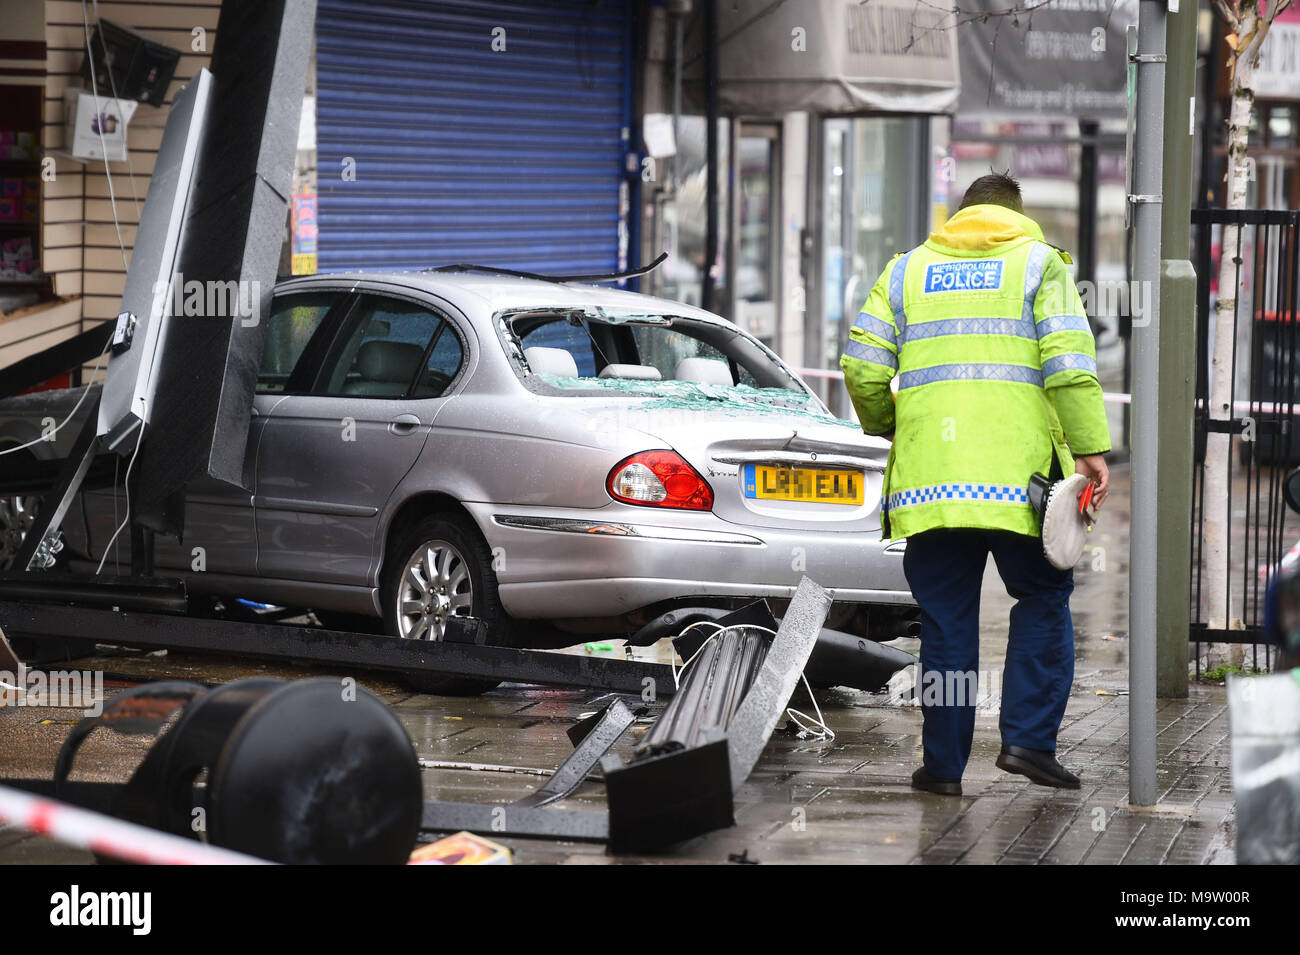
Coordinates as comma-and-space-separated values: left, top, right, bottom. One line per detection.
381, 512, 509, 696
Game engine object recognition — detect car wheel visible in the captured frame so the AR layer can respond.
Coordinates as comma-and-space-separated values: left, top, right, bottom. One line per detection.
381, 513, 509, 696
0, 492, 49, 572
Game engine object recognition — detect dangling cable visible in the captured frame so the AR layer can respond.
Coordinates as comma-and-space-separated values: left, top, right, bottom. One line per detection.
669, 620, 835, 740
80, 0, 131, 275
90, 0, 141, 216
94, 410, 145, 576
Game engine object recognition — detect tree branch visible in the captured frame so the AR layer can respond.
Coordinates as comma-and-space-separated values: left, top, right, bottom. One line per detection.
1213, 0, 1240, 31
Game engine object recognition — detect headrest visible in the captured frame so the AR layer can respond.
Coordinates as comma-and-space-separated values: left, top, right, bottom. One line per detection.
598, 363, 662, 381
675, 356, 733, 386
356, 340, 424, 382
524, 346, 579, 378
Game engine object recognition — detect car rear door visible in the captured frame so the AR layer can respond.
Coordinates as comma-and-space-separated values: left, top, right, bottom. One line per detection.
82, 290, 345, 576
254, 291, 466, 586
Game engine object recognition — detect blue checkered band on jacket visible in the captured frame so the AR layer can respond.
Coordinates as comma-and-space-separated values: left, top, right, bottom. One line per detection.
900, 316, 1037, 347
888, 251, 913, 336
1042, 353, 1097, 377
853, 311, 897, 346
887, 482, 1030, 511
844, 339, 898, 369
1022, 243, 1051, 323
898, 362, 1044, 390
1036, 314, 1091, 337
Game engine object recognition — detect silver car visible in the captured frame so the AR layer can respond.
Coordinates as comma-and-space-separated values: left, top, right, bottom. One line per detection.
2, 272, 915, 666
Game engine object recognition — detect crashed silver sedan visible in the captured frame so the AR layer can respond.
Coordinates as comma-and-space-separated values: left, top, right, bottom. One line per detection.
1, 272, 915, 649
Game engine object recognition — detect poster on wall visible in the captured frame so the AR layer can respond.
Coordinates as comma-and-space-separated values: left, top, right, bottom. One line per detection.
292, 191, 317, 275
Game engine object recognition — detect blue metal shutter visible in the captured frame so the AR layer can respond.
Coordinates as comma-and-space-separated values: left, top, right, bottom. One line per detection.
315, 0, 631, 274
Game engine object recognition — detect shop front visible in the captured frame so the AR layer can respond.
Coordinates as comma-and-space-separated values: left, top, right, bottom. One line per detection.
640, 0, 958, 396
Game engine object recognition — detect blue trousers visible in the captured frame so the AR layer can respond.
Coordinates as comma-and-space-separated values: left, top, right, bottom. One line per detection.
902, 528, 1075, 780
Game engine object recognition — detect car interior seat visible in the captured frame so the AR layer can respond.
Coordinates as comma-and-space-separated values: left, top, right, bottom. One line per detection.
675, 356, 734, 386
523, 346, 579, 378
597, 363, 662, 381
342, 340, 425, 396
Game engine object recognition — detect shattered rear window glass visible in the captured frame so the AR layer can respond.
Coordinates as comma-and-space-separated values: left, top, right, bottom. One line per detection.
500, 309, 843, 421
534, 374, 844, 420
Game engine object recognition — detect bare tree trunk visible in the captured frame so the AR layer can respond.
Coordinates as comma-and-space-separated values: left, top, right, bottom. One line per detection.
1203, 7, 1259, 647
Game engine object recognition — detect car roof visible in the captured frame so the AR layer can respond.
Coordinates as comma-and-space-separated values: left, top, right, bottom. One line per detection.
275, 270, 729, 326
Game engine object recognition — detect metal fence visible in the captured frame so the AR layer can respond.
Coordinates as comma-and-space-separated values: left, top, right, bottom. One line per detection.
1190, 208, 1300, 673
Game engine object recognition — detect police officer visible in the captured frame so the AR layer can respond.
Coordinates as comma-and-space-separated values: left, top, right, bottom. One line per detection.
841, 174, 1110, 795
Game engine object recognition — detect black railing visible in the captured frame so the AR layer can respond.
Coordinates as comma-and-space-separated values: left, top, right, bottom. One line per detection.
1190, 208, 1300, 674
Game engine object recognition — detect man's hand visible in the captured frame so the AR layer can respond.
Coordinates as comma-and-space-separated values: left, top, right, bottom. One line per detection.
1075, 454, 1109, 508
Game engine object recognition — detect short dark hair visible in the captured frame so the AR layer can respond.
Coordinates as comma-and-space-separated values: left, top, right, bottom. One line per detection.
958, 172, 1023, 213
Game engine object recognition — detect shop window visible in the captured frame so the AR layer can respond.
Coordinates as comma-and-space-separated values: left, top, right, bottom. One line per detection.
0, 85, 47, 314
657, 116, 730, 312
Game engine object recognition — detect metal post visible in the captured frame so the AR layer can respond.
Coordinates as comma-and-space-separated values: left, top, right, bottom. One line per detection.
701, 0, 719, 314
1128, 0, 1167, 806
1078, 119, 1099, 301
1157, 0, 1199, 699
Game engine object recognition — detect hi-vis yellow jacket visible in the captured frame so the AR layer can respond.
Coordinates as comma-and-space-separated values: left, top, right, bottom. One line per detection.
841, 204, 1110, 540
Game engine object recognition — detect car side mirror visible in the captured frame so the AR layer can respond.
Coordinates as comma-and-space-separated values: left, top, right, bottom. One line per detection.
1285, 468, 1300, 514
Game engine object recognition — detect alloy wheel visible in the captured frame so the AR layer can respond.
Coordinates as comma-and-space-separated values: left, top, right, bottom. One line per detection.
395, 538, 474, 641
0, 494, 40, 572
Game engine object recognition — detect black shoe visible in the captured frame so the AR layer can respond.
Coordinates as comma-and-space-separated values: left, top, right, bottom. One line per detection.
996, 745, 1080, 789
911, 765, 962, 796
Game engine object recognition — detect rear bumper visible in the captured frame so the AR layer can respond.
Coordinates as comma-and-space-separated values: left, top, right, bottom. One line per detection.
466, 503, 914, 620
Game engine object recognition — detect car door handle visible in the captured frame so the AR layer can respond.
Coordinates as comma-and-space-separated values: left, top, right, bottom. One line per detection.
388, 413, 422, 435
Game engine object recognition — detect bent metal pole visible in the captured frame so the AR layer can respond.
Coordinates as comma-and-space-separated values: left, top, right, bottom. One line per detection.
1128, 0, 1167, 807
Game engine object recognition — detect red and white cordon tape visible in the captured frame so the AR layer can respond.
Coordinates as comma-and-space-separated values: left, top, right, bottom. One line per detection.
0, 784, 270, 865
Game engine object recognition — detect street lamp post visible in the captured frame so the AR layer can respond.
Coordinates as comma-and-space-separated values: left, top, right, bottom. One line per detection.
1128, 0, 1169, 807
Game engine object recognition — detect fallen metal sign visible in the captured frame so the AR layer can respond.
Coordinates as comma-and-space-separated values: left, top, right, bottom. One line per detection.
417, 702, 636, 842
420, 581, 833, 854
513, 698, 637, 808
418, 698, 635, 843
0, 601, 676, 696
726, 578, 833, 789
601, 577, 832, 853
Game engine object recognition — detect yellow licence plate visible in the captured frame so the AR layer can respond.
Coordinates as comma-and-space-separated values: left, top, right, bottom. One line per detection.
743, 465, 864, 505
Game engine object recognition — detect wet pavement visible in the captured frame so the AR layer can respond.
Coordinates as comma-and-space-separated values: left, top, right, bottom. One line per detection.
0, 461, 1241, 864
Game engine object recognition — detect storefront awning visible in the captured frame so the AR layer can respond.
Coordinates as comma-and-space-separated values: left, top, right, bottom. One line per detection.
684, 0, 961, 115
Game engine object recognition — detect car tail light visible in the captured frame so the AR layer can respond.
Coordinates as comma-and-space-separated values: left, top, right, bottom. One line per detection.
607, 450, 714, 511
